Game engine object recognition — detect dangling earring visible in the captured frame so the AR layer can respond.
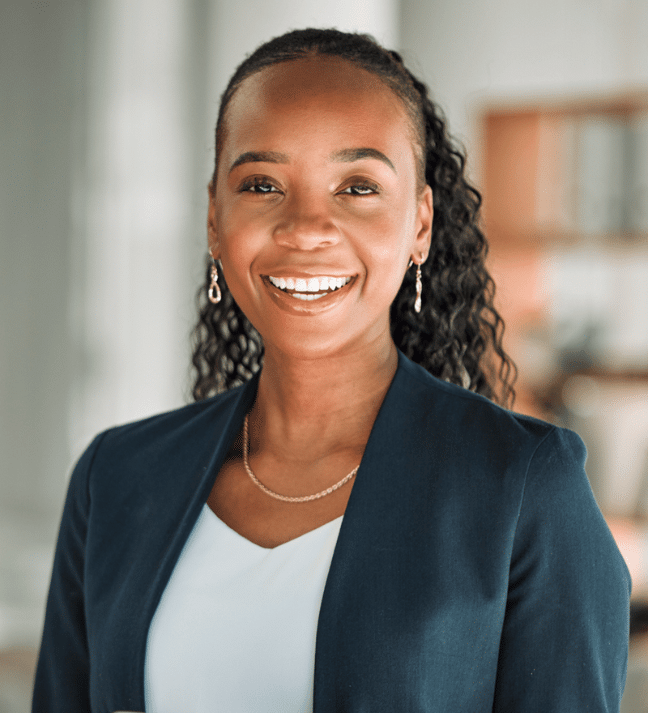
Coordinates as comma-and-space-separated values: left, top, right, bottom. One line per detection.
414, 262, 422, 313
208, 261, 222, 304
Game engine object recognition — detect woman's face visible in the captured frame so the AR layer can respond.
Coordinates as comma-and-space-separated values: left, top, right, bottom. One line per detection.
209, 56, 432, 361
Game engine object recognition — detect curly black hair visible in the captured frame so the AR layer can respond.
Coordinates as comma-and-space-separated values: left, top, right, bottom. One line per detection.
191, 28, 516, 407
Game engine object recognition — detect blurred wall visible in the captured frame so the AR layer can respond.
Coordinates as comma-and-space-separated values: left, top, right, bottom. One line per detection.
0, 0, 90, 647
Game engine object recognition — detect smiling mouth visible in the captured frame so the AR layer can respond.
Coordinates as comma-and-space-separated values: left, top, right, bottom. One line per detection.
265, 275, 353, 301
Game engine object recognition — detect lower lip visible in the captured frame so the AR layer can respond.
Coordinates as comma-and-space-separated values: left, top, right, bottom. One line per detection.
262, 277, 356, 314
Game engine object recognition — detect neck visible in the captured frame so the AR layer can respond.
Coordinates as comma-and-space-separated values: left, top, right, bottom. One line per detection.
250, 336, 398, 462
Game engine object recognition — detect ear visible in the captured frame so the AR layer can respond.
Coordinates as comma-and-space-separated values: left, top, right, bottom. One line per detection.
207, 181, 220, 260
412, 184, 433, 262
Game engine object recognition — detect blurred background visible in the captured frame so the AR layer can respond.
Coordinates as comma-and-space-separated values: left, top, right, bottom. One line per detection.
2, 0, 648, 710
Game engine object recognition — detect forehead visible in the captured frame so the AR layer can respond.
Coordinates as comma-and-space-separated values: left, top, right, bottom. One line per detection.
237, 55, 396, 106
221, 56, 414, 168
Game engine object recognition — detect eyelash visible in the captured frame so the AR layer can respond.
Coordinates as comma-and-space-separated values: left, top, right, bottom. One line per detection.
238, 177, 380, 196
239, 178, 278, 195
342, 182, 380, 196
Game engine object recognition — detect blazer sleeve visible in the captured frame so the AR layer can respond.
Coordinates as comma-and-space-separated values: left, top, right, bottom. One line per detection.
32, 432, 106, 713
492, 426, 631, 712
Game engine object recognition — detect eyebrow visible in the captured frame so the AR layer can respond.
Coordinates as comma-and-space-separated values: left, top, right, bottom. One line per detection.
229, 151, 289, 173
228, 148, 396, 174
332, 148, 397, 174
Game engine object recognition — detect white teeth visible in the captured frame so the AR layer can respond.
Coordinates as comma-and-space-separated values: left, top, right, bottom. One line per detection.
267, 275, 352, 298
292, 293, 326, 301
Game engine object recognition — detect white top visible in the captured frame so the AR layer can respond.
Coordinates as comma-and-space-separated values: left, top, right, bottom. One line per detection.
145, 504, 343, 713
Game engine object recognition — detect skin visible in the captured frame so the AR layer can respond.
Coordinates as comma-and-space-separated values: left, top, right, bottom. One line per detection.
207, 56, 433, 548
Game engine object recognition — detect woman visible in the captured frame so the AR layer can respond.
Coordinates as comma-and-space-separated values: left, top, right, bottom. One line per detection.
33, 28, 630, 712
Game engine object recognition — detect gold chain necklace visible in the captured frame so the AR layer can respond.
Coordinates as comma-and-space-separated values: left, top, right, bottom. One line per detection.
242, 414, 359, 503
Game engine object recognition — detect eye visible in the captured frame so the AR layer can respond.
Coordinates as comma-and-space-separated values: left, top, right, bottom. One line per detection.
339, 181, 380, 196
239, 177, 280, 195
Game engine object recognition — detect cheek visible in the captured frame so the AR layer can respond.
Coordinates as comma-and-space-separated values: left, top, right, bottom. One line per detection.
367, 213, 419, 309
358, 210, 414, 280
215, 214, 260, 298
217, 201, 260, 260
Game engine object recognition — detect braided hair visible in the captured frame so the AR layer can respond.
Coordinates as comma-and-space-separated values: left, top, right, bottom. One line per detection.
191, 28, 516, 407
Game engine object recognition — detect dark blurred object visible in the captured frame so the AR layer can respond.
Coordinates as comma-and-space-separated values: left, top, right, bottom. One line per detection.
631, 601, 648, 637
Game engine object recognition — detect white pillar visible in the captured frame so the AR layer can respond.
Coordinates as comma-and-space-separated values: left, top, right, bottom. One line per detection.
70, 0, 194, 452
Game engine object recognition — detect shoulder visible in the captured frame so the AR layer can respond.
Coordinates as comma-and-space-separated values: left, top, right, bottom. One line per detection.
394, 350, 571, 467
95, 384, 245, 455
395, 355, 630, 577
69, 380, 254, 502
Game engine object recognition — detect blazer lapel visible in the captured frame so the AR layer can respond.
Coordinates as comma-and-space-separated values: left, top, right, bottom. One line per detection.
313, 351, 442, 711
106, 375, 260, 710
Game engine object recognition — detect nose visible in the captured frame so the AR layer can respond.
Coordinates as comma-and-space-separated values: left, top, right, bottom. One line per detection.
272, 192, 340, 250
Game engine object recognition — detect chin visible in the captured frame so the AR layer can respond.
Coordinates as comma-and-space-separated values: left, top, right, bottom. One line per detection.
262, 322, 390, 365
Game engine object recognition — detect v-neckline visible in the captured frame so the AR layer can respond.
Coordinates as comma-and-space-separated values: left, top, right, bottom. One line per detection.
203, 504, 344, 552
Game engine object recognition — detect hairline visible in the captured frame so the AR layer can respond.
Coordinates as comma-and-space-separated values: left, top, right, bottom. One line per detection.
215, 53, 426, 198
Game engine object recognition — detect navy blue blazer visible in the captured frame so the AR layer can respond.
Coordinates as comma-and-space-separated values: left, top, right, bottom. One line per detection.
33, 351, 630, 712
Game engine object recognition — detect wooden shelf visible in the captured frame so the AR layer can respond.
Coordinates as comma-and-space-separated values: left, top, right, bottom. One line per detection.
482, 95, 648, 248
566, 368, 648, 382
481, 92, 648, 392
